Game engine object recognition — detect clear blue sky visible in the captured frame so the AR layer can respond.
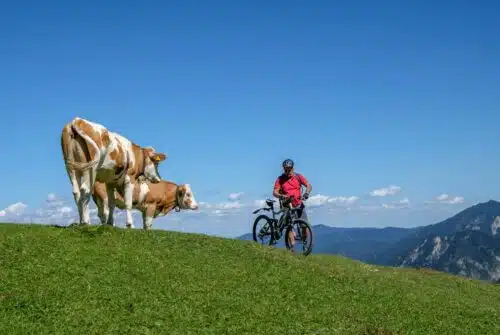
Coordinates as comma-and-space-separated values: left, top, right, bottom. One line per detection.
1, 0, 499, 236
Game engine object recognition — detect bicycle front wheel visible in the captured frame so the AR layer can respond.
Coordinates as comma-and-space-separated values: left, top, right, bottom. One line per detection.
284, 219, 313, 256
252, 214, 275, 246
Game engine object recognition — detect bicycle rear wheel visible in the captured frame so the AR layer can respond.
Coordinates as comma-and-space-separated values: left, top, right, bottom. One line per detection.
284, 219, 313, 256
252, 214, 275, 245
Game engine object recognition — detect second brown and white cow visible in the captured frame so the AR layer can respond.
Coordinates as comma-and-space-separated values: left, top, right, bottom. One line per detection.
92, 179, 199, 229
61, 117, 167, 228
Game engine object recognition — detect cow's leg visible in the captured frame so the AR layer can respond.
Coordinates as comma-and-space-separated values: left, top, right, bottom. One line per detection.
67, 168, 81, 204
142, 205, 156, 230
141, 211, 149, 230
78, 170, 95, 225
93, 192, 108, 225
105, 183, 116, 226
123, 176, 134, 229
66, 167, 82, 223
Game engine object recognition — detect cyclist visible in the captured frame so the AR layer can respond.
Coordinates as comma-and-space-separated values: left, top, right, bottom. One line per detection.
273, 158, 312, 251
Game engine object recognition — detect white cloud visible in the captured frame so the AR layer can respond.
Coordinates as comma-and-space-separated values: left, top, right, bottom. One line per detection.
382, 197, 410, 209
0, 202, 28, 217
57, 206, 73, 214
228, 192, 244, 201
215, 201, 242, 210
399, 198, 410, 205
307, 194, 330, 207
369, 185, 402, 197
448, 197, 464, 204
436, 194, 448, 201
198, 202, 212, 209
45, 192, 64, 208
327, 196, 359, 205
309, 194, 359, 208
194, 200, 246, 216
428, 194, 464, 204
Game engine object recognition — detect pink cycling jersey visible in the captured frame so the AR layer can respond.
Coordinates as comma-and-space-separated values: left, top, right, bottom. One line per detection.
274, 173, 309, 207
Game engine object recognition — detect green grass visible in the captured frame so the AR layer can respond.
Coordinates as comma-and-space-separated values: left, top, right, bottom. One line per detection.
1, 223, 499, 334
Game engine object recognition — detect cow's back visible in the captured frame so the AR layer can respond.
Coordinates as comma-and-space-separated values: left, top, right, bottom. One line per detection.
129, 180, 175, 210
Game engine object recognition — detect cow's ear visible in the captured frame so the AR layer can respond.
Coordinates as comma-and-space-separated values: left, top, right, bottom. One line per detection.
151, 153, 167, 162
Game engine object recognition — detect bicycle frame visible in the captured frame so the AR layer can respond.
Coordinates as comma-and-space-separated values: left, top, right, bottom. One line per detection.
252, 200, 283, 221
252, 198, 302, 233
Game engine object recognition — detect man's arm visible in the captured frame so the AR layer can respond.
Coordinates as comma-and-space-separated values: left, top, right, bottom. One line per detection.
299, 174, 312, 198
303, 181, 312, 197
273, 178, 282, 198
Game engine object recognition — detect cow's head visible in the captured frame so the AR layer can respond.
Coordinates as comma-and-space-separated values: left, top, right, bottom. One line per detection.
142, 147, 167, 183
176, 184, 199, 210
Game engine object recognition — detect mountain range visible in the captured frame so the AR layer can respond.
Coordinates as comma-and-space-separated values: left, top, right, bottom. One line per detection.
238, 200, 500, 282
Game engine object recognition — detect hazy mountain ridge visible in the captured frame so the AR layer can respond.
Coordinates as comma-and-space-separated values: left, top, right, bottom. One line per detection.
239, 200, 500, 281
365, 200, 500, 276
400, 230, 500, 281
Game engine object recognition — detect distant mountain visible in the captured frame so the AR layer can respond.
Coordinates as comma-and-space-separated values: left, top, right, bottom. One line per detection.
366, 200, 500, 266
363, 200, 500, 281
239, 200, 500, 281
399, 230, 500, 281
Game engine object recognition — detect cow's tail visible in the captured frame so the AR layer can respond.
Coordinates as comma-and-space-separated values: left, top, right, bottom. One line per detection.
61, 118, 101, 172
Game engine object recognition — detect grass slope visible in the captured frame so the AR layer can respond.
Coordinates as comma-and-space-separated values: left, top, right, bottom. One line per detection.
1, 223, 499, 334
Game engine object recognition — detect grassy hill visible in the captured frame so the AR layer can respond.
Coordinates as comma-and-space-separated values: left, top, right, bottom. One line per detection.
1, 223, 500, 334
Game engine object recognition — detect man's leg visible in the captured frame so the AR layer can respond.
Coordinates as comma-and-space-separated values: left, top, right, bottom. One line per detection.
298, 204, 309, 241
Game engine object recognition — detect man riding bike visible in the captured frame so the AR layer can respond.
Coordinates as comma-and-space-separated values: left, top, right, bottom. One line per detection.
273, 158, 312, 251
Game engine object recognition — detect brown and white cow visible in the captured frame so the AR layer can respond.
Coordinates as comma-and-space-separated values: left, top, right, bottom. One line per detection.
60, 117, 167, 228
92, 179, 199, 229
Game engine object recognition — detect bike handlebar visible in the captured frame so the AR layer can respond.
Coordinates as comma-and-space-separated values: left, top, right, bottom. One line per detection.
278, 194, 307, 201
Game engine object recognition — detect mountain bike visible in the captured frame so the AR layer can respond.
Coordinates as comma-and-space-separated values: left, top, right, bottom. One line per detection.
252, 195, 313, 256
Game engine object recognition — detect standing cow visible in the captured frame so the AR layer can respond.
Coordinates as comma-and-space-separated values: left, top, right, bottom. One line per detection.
61, 117, 167, 228
92, 179, 199, 229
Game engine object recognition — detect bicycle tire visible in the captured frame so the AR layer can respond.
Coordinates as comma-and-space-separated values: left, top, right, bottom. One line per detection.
284, 219, 314, 256
252, 214, 275, 246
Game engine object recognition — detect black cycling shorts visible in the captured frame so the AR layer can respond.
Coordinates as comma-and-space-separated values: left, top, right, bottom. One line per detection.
295, 203, 308, 222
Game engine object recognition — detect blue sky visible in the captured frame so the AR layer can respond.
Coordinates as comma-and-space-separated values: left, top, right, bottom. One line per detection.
1, 0, 499, 237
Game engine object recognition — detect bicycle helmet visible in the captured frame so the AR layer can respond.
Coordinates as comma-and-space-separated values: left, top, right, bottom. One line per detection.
282, 158, 294, 168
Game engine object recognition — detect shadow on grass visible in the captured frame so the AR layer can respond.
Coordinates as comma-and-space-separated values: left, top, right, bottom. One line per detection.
51, 222, 117, 238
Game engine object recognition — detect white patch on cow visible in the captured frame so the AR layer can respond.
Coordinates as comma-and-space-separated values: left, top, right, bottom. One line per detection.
143, 161, 161, 183
183, 184, 199, 210
123, 175, 134, 228
144, 216, 153, 230
138, 182, 150, 204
